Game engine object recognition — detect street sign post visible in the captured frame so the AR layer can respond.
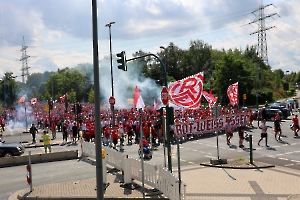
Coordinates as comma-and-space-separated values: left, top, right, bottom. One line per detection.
109, 96, 115, 106
161, 86, 169, 106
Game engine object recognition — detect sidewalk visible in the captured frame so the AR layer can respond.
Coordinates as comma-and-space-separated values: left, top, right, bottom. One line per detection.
8, 160, 300, 200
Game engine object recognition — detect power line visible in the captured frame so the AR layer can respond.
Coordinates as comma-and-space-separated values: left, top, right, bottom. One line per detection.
248, 0, 279, 65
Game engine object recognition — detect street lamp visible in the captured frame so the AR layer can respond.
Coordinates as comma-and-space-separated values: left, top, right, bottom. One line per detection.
105, 21, 116, 137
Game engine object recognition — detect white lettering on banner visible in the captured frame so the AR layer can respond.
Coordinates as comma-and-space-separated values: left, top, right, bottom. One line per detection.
191, 122, 198, 134
173, 113, 250, 136
206, 119, 212, 131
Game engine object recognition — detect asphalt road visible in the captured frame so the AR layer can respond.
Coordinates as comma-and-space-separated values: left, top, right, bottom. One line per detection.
1, 113, 300, 200
0, 159, 96, 200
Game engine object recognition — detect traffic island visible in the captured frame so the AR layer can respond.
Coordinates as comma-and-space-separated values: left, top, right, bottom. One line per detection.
201, 157, 275, 169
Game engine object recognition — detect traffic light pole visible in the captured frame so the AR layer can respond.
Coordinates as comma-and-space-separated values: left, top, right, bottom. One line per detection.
126, 53, 172, 172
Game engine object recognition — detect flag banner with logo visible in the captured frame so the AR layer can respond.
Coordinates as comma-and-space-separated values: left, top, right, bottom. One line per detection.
18, 94, 27, 103
134, 86, 145, 109
60, 93, 68, 102
202, 89, 218, 108
29, 98, 38, 105
168, 72, 204, 109
227, 82, 238, 106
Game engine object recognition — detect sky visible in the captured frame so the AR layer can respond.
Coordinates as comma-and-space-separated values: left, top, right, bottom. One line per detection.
0, 0, 299, 83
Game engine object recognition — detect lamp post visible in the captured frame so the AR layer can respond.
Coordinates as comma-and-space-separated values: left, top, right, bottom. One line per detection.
105, 21, 115, 135
285, 71, 290, 100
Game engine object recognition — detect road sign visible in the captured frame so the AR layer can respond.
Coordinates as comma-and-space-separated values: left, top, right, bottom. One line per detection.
109, 96, 115, 106
161, 86, 169, 105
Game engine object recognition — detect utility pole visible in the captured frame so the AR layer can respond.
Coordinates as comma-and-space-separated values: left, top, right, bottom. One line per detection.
248, 0, 278, 65
19, 37, 31, 83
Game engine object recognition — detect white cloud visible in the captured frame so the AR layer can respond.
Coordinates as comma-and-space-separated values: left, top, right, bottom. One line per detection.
0, 0, 300, 82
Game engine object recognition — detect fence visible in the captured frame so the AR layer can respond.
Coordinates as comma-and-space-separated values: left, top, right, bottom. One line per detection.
81, 142, 186, 200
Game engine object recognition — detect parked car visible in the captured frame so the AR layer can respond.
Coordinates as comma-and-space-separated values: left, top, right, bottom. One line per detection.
285, 99, 299, 109
269, 102, 291, 119
0, 141, 25, 157
253, 108, 284, 121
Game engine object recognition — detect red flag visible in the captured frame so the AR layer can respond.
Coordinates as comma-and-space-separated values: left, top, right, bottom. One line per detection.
60, 93, 68, 102
227, 82, 238, 106
134, 86, 145, 109
29, 98, 38, 105
18, 94, 27, 103
202, 90, 218, 108
168, 72, 204, 109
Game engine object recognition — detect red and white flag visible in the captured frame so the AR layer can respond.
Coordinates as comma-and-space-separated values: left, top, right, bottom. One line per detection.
134, 86, 145, 109
227, 82, 238, 106
29, 98, 38, 105
202, 89, 218, 108
168, 72, 204, 109
60, 93, 68, 102
18, 94, 27, 103
153, 99, 160, 110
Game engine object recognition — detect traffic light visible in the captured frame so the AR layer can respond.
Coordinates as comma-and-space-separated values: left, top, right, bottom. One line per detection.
71, 104, 75, 113
156, 107, 163, 125
77, 103, 82, 114
48, 99, 53, 110
166, 106, 174, 125
283, 82, 289, 91
116, 51, 127, 71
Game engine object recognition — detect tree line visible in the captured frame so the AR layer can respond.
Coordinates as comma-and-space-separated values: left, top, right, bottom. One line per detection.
0, 39, 299, 110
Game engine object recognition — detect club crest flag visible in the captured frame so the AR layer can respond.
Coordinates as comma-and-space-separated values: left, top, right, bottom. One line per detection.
168, 72, 204, 109
60, 93, 68, 102
30, 98, 38, 105
18, 94, 27, 103
202, 90, 218, 108
134, 86, 145, 109
227, 82, 238, 106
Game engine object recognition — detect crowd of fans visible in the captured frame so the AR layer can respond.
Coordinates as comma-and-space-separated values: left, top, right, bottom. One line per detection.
0, 101, 254, 149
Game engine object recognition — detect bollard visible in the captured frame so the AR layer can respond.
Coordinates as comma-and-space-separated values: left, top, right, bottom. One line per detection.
249, 135, 253, 164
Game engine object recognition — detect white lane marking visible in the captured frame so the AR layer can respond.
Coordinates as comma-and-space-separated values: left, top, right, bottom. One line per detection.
204, 155, 215, 159
284, 163, 295, 166
285, 152, 294, 154
278, 157, 289, 161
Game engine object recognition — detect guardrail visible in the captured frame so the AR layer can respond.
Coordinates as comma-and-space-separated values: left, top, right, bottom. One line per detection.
81, 141, 186, 200
0, 150, 78, 168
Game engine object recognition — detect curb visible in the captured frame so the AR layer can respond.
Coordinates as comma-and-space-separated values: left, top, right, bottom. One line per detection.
24, 143, 60, 149
200, 163, 275, 169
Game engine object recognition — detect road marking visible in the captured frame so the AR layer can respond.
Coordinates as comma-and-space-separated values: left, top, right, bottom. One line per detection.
284, 163, 295, 166
204, 155, 215, 159
276, 154, 284, 156
188, 161, 195, 164
278, 157, 289, 161
267, 155, 276, 158
291, 143, 298, 145
192, 150, 198, 152
285, 152, 293, 154
290, 160, 300, 163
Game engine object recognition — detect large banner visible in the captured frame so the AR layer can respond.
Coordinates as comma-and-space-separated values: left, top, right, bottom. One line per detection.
173, 112, 250, 137
227, 82, 238, 106
168, 72, 204, 109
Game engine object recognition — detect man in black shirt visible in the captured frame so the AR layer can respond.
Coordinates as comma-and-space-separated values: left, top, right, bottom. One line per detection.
29, 124, 38, 144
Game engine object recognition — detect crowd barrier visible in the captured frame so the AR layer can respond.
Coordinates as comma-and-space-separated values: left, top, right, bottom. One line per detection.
81, 141, 186, 200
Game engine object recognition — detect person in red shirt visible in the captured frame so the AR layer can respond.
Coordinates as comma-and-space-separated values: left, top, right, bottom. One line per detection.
103, 126, 110, 146
292, 115, 299, 138
50, 121, 56, 139
112, 125, 119, 150
140, 136, 150, 154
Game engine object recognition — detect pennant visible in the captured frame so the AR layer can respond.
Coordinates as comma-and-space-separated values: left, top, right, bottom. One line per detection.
30, 98, 38, 105
202, 90, 218, 108
18, 94, 27, 103
168, 72, 204, 109
227, 82, 238, 106
134, 86, 145, 109
60, 93, 68, 102
153, 99, 161, 110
